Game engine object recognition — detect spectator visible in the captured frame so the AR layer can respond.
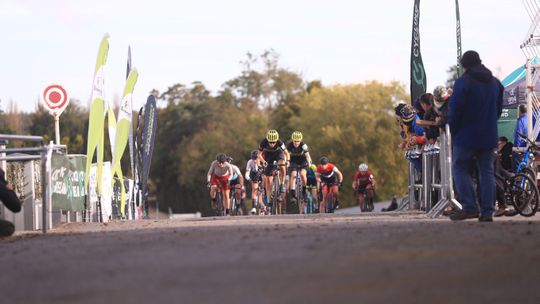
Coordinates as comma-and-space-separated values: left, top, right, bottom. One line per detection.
0, 168, 22, 237
514, 104, 528, 148
433, 85, 452, 128
448, 50, 504, 222
395, 103, 426, 172
418, 93, 439, 144
497, 136, 513, 171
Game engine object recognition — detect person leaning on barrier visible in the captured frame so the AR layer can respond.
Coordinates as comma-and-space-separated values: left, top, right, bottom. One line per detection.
448, 50, 504, 222
433, 85, 452, 128
395, 103, 426, 172
0, 168, 22, 237
418, 93, 439, 145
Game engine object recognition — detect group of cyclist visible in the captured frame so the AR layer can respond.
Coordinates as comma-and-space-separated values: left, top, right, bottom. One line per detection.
207, 129, 376, 216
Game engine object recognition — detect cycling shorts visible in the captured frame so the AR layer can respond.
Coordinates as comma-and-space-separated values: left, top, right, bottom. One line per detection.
230, 178, 240, 188
211, 174, 230, 191
321, 175, 338, 188
288, 160, 309, 174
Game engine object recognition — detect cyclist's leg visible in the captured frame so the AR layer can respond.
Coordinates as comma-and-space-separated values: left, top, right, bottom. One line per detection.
223, 183, 231, 213
358, 190, 364, 210
320, 183, 328, 213
300, 167, 308, 197
289, 168, 298, 198
210, 184, 217, 200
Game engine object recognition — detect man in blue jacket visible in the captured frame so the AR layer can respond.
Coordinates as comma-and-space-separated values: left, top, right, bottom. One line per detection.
514, 104, 528, 148
448, 50, 504, 222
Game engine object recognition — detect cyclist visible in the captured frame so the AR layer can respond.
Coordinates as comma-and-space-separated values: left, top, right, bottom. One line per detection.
245, 150, 263, 214
306, 163, 319, 213
227, 156, 245, 215
316, 156, 343, 213
207, 153, 234, 215
287, 131, 312, 211
257, 129, 290, 208
352, 163, 376, 211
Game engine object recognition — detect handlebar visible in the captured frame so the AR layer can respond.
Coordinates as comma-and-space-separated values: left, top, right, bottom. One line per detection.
516, 131, 540, 150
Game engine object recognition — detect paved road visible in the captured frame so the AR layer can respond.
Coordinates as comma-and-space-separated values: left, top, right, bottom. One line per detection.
1, 211, 539, 303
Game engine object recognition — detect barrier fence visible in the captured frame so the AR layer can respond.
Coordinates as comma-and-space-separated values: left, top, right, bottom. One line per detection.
400, 124, 463, 217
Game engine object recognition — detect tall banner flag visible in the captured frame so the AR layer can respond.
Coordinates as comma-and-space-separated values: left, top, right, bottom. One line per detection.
85, 34, 110, 195
126, 46, 136, 180
410, 0, 427, 104
455, 0, 463, 77
111, 69, 139, 218
141, 95, 157, 210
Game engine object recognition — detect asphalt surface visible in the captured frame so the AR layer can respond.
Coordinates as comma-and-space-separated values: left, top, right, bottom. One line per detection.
1, 211, 539, 304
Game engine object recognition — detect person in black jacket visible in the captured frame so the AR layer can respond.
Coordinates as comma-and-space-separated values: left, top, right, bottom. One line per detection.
498, 136, 513, 172
449, 50, 504, 222
0, 168, 21, 237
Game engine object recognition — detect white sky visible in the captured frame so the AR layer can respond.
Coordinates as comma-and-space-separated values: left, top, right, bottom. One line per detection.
0, 0, 531, 113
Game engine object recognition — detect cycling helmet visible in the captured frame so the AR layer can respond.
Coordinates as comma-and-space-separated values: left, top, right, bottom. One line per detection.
226, 156, 233, 163
359, 163, 368, 172
400, 105, 415, 123
291, 131, 303, 141
266, 129, 279, 142
433, 85, 450, 109
319, 156, 329, 165
250, 150, 258, 160
216, 153, 227, 163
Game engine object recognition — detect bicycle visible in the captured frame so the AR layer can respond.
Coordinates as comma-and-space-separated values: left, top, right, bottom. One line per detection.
267, 161, 285, 215
251, 168, 266, 215
305, 185, 317, 214
230, 186, 244, 216
495, 166, 539, 217
356, 184, 374, 212
210, 182, 226, 216
290, 163, 305, 213
514, 131, 537, 182
323, 182, 339, 213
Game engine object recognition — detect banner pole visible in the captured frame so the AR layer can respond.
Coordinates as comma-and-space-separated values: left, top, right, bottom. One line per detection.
54, 115, 60, 145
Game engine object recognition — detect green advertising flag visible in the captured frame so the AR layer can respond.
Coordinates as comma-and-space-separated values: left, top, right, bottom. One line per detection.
85, 34, 110, 195
111, 69, 138, 218
51, 154, 87, 211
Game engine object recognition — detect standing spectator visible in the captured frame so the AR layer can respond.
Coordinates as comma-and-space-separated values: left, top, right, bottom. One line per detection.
448, 50, 504, 222
514, 104, 528, 148
0, 168, 21, 237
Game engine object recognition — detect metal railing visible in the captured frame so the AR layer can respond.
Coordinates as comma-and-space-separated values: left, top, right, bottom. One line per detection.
0, 134, 67, 233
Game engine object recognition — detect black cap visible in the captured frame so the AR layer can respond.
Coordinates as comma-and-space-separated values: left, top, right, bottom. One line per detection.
460, 50, 481, 68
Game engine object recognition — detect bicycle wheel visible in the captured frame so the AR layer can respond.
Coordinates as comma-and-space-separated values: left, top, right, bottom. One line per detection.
215, 191, 224, 216
518, 167, 537, 184
306, 191, 312, 214
271, 176, 280, 215
512, 173, 539, 217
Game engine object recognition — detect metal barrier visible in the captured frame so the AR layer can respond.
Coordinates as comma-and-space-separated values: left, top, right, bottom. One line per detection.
0, 134, 66, 233
399, 124, 462, 216
427, 125, 462, 218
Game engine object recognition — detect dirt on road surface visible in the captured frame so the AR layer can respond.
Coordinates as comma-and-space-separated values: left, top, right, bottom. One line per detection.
1, 212, 539, 304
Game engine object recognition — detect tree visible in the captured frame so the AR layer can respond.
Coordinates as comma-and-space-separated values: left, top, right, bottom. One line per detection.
446, 65, 460, 88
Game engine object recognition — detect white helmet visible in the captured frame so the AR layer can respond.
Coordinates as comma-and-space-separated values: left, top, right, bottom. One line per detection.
359, 163, 368, 172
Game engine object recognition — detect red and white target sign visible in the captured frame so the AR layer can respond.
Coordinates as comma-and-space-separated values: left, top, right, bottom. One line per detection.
41, 84, 69, 116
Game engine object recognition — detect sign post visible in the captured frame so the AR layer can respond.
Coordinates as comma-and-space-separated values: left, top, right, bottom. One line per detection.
40, 84, 69, 144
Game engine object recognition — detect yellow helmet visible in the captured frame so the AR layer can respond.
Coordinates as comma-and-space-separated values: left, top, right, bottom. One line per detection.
291, 131, 303, 141
266, 129, 279, 142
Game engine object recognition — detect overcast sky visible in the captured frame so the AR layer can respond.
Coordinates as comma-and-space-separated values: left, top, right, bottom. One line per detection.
0, 0, 531, 113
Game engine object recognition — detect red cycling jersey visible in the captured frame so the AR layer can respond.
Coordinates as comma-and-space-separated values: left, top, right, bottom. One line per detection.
317, 163, 337, 178
354, 170, 374, 187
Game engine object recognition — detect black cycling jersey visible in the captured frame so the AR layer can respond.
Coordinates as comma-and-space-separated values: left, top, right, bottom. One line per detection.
259, 138, 286, 160
287, 141, 309, 165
